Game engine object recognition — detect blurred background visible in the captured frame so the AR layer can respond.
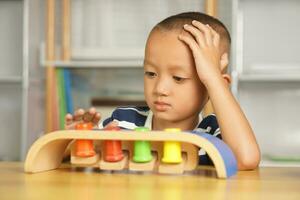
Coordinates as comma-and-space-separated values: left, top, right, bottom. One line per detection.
0, 0, 299, 166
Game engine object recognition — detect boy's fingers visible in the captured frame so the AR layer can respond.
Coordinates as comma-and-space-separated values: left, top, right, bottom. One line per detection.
65, 113, 73, 125
183, 24, 206, 48
207, 26, 220, 47
74, 109, 84, 121
89, 107, 96, 113
83, 107, 97, 122
65, 123, 75, 130
191, 20, 213, 46
82, 113, 92, 122
178, 34, 201, 60
92, 112, 101, 124
104, 121, 119, 129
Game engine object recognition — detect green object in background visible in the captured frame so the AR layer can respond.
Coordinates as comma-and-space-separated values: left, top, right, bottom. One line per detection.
266, 154, 300, 162
133, 127, 153, 163
57, 69, 67, 129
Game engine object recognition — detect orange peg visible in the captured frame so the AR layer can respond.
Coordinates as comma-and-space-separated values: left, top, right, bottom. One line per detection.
103, 126, 124, 162
74, 122, 95, 157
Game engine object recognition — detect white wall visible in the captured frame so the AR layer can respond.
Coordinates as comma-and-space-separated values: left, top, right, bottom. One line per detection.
0, 0, 23, 161
237, 0, 300, 160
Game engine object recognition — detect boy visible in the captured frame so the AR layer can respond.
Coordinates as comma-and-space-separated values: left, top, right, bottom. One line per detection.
65, 12, 260, 170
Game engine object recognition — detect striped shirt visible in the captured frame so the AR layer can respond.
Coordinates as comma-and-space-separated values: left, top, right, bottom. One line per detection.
100, 106, 221, 165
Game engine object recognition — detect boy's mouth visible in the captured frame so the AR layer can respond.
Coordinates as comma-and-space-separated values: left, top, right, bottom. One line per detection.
154, 101, 170, 111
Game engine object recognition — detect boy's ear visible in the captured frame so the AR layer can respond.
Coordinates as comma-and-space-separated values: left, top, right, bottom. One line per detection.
222, 74, 231, 85
220, 53, 229, 72
220, 52, 231, 86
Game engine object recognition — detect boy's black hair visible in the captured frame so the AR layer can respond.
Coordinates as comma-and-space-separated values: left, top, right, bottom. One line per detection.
154, 12, 231, 52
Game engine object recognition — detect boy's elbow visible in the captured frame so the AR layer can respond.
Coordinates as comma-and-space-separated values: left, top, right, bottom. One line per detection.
237, 150, 261, 170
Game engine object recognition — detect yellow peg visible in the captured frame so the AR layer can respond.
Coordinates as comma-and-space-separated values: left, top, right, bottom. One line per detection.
161, 128, 182, 163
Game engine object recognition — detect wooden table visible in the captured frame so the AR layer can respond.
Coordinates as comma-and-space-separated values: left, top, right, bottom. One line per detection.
1, 162, 300, 199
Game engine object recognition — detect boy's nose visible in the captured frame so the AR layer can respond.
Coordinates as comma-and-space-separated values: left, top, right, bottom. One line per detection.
154, 78, 170, 96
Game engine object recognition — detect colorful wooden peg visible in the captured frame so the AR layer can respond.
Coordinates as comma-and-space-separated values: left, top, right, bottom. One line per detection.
133, 127, 153, 163
162, 128, 182, 163
74, 122, 96, 157
103, 126, 124, 162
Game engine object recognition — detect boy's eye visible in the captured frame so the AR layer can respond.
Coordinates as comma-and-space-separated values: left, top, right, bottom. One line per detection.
173, 76, 186, 83
145, 71, 157, 78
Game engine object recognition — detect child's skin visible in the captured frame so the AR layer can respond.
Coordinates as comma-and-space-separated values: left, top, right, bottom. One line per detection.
65, 20, 260, 170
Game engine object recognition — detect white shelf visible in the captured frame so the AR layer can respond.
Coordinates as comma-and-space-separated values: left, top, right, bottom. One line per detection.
260, 160, 300, 168
72, 47, 144, 60
239, 74, 300, 82
40, 44, 144, 68
41, 60, 143, 68
0, 76, 22, 83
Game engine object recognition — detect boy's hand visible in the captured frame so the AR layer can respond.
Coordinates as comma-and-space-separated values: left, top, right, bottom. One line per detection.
103, 120, 119, 130
178, 20, 226, 86
64, 107, 101, 130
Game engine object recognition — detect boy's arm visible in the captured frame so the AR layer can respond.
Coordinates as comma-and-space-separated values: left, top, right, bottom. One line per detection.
205, 75, 261, 170
178, 21, 260, 170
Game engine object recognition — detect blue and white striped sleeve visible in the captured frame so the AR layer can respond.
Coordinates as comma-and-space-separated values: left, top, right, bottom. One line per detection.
196, 114, 222, 165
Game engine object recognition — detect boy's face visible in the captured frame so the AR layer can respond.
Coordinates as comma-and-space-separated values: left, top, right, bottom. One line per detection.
144, 29, 208, 123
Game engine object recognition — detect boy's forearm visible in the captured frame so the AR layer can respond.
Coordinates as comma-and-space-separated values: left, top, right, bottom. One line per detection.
205, 76, 261, 170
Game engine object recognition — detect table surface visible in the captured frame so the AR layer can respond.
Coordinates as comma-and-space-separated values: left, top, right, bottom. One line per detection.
0, 162, 300, 200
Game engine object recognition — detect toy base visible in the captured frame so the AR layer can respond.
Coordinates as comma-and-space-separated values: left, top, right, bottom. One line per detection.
129, 153, 157, 171
159, 153, 186, 174
71, 153, 100, 166
99, 151, 129, 170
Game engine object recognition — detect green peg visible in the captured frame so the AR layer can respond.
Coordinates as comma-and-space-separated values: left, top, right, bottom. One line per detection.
133, 127, 153, 163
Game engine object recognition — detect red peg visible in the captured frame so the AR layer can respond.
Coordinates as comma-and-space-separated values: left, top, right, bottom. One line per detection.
103, 126, 124, 162
74, 122, 95, 157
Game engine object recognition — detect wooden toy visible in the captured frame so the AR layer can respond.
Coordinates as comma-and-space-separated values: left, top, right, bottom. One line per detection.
24, 128, 237, 179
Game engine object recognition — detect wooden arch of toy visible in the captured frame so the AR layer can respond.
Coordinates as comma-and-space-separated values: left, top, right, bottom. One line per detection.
24, 130, 237, 179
